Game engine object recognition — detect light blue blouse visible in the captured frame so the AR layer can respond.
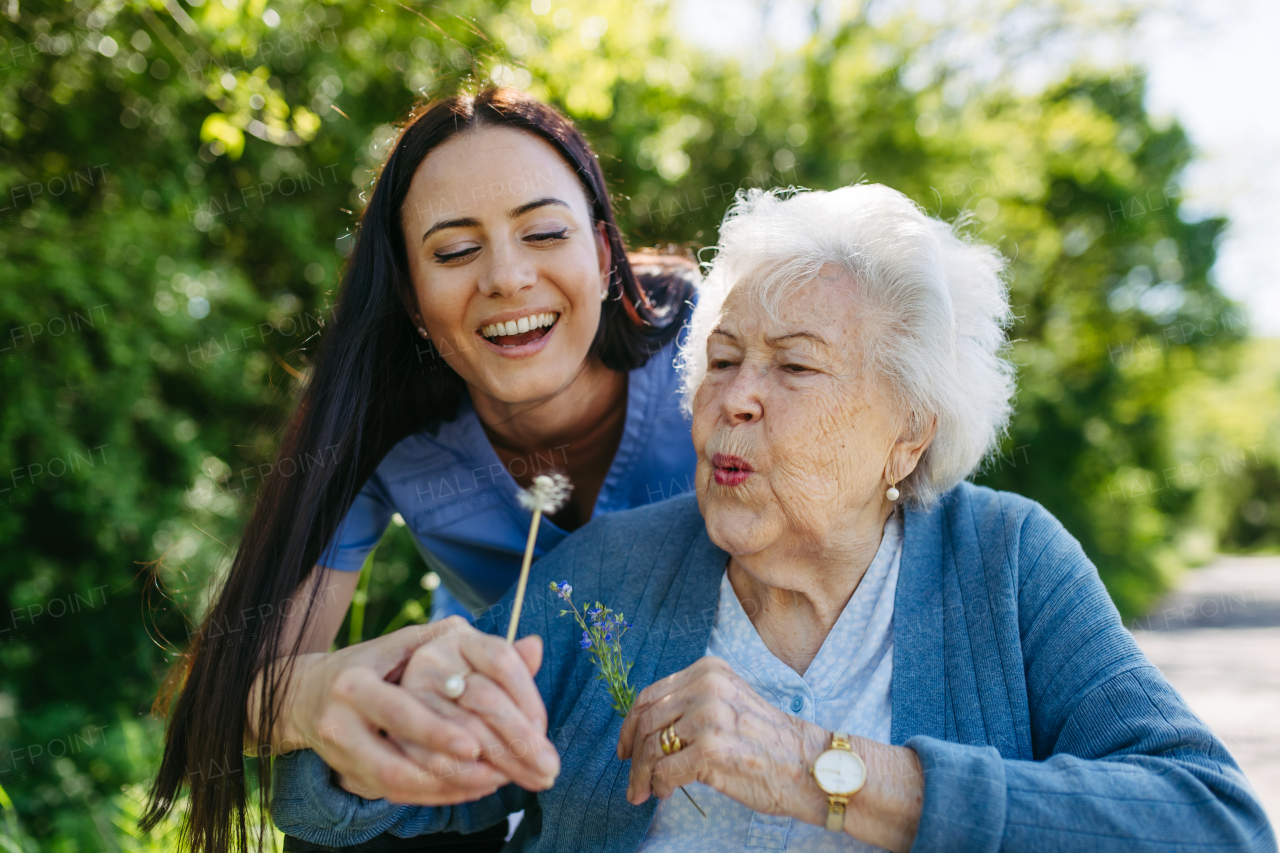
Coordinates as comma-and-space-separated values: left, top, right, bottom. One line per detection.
317, 336, 697, 618
636, 513, 901, 852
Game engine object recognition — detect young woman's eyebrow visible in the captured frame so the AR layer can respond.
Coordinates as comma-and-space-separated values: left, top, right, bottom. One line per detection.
420, 198, 571, 243
509, 197, 571, 218
421, 217, 478, 243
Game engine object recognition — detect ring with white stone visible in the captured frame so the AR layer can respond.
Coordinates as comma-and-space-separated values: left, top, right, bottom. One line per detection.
443, 671, 470, 700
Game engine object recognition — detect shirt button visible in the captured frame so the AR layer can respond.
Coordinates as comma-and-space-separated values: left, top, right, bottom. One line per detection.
790, 696, 804, 713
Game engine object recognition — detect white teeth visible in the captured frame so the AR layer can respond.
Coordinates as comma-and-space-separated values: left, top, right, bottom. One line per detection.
480, 313, 558, 340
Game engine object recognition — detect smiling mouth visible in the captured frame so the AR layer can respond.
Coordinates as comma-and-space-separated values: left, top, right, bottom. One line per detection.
478, 312, 559, 348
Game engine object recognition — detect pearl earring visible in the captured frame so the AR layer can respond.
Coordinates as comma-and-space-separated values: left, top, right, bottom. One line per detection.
600, 288, 608, 302
417, 326, 429, 340
886, 480, 900, 502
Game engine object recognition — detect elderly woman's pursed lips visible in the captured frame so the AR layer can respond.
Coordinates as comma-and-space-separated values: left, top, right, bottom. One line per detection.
710, 452, 754, 486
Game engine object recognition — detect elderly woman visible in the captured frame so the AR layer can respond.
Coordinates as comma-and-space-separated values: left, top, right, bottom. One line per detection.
272, 186, 1275, 853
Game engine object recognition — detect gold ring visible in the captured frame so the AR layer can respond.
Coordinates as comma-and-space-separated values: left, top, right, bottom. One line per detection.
660, 723, 684, 755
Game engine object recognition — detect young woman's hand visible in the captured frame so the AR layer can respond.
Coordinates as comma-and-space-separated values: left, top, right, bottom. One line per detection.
392, 619, 560, 796
273, 618, 537, 806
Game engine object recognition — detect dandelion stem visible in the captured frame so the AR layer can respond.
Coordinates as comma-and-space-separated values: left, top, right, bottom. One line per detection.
506, 506, 542, 643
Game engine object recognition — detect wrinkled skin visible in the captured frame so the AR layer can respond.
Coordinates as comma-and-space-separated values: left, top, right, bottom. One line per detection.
617, 269, 929, 850
618, 657, 829, 819
695, 270, 901, 579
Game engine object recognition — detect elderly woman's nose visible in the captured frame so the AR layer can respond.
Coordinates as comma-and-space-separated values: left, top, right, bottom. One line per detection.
718, 364, 765, 424
480, 241, 538, 298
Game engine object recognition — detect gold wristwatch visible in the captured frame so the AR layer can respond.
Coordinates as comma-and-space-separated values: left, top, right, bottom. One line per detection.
811, 731, 867, 832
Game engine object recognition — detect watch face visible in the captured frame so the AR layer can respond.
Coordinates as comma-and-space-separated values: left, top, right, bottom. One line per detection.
813, 749, 866, 796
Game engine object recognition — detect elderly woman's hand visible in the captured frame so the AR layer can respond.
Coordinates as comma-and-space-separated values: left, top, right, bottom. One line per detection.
617, 656, 924, 852
617, 657, 828, 818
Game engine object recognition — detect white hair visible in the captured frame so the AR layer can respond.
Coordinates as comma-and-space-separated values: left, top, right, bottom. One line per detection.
678, 184, 1016, 508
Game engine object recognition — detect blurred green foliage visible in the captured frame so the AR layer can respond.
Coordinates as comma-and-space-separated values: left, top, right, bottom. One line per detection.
0, 0, 1275, 847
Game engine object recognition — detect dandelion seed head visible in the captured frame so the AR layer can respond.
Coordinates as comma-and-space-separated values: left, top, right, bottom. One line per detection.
518, 472, 573, 514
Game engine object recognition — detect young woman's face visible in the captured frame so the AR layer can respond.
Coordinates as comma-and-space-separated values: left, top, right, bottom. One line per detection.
400, 125, 610, 406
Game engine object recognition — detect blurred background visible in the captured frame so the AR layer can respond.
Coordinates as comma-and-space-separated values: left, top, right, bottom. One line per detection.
1, 0, 1276, 847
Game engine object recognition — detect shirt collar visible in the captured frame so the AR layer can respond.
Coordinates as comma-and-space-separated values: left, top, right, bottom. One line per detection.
709, 513, 904, 701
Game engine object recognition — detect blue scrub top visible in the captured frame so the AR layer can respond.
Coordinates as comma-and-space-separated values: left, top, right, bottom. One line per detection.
318, 336, 698, 619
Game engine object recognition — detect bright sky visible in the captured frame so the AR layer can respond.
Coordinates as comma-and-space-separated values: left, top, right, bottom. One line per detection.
1138, 0, 1280, 336
678, 0, 1280, 336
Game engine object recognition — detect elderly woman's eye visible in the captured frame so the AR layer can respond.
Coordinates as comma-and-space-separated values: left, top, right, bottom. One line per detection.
783, 363, 812, 373
710, 359, 736, 370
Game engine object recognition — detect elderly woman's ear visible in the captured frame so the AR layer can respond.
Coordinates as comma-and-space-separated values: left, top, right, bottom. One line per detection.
884, 416, 937, 499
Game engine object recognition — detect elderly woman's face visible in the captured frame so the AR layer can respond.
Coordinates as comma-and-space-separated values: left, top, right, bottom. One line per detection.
692, 266, 901, 558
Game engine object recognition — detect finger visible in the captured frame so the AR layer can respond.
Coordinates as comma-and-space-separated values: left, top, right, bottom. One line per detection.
335, 770, 382, 800
322, 712, 499, 805
513, 634, 543, 677
618, 665, 701, 758
407, 684, 556, 792
452, 673, 560, 789
459, 631, 549, 731
648, 747, 707, 800
619, 675, 701, 762
365, 617, 472, 679
410, 759, 510, 805
397, 637, 553, 781
627, 713, 695, 804
620, 657, 740, 759
398, 627, 545, 731
386, 627, 556, 788
399, 635, 552, 777
382, 734, 513, 804
336, 669, 481, 759
398, 636, 471, 695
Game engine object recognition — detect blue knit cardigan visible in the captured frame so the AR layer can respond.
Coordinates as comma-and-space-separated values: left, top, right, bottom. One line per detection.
272, 484, 1276, 852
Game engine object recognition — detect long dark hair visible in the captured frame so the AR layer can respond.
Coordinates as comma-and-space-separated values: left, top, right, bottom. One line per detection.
141, 87, 694, 853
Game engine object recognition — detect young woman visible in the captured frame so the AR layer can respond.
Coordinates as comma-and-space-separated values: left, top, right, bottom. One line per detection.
143, 88, 699, 853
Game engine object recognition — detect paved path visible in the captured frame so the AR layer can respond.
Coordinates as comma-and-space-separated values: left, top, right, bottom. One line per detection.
1129, 555, 1280, 826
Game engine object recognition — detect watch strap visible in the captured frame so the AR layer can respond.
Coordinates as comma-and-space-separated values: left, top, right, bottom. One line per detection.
825, 795, 847, 832
823, 732, 855, 832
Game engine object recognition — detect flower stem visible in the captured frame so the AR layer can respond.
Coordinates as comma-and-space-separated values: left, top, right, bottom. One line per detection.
506, 506, 543, 643
680, 785, 707, 817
